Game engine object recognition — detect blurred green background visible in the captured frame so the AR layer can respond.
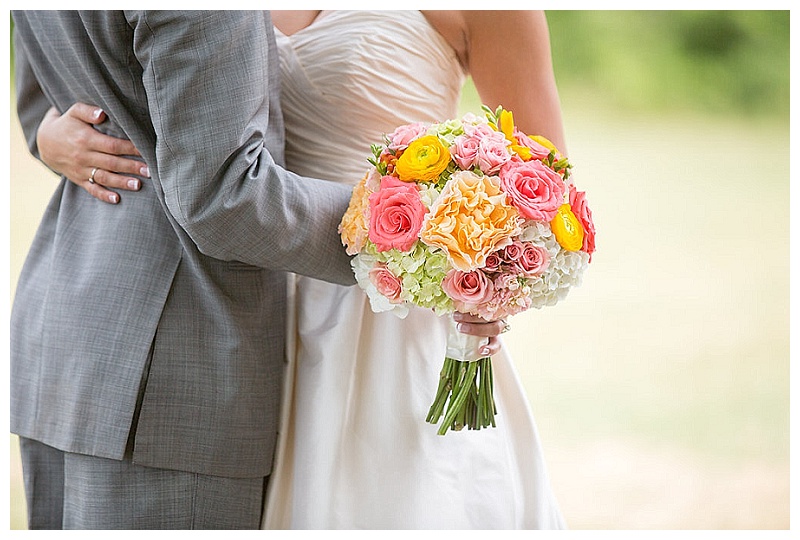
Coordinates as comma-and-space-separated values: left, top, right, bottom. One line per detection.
8, 10, 790, 530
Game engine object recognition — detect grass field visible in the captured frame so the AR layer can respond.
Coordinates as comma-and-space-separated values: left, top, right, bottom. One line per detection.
8, 89, 790, 529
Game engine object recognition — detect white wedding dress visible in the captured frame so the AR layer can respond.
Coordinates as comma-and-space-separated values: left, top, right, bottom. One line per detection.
263, 11, 565, 529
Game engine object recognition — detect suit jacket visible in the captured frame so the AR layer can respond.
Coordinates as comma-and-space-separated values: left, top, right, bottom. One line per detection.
11, 10, 355, 479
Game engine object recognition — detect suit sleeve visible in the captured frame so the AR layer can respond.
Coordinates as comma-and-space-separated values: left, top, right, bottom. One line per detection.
127, 11, 355, 285
13, 28, 53, 162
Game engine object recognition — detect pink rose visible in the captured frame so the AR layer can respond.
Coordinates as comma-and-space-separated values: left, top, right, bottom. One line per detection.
369, 264, 404, 303
569, 185, 596, 261
387, 122, 427, 151
442, 269, 495, 308
483, 252, 502, 273
463, 122, 502, 141
518, 242, 550, 276
450, 134, 480, 170
500, 240, 524, 262
499, 159, 565, 222
476, 137, 512, 175
368, 176, 427, 252
513, 129, 552, 161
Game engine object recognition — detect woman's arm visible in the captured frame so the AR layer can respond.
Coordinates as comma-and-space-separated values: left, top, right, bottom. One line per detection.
424, 10, 567, 154
36, 103, 148, 204
463, 10, 568, 154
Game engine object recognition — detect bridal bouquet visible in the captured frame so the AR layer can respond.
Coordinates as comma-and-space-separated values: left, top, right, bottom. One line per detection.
339, 105, 595, 435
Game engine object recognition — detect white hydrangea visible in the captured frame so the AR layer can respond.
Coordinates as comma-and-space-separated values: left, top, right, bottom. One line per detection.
519, 221, 589, 309
418, 184, 441, 209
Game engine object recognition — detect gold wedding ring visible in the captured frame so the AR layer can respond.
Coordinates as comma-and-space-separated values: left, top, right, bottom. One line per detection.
88, 167, 98, 184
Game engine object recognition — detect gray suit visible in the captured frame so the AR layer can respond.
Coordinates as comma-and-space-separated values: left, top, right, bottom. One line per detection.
11, 10, 354, 528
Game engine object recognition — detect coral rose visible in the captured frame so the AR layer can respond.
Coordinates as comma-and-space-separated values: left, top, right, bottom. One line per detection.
395, 135, 451, 182
499, 159, 565, 222
420, 170, 520, 271
569, 185, 596, 261
368, 175, 427, 252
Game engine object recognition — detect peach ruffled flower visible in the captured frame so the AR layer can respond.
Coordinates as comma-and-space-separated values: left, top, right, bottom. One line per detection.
420, 170, 520, 271
339, 171, 375, 255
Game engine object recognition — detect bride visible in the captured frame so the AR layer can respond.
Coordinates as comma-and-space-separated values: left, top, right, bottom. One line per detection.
34, 10, 567, 529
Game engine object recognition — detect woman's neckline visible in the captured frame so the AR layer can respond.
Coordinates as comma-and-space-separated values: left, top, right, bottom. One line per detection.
273, 10, 330, 37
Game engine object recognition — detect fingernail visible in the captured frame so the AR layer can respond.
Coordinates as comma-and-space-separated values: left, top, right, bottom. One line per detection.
109, 193, 119, 204
456, 323, 465, 332
128, 179, 140, 190
480, 347, 490, 356
140, 165, 150, 178
92, 108, 103, 120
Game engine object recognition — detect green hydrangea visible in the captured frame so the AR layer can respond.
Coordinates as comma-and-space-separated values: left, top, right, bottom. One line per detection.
427, 119, 464, 147
374, 242, 453, 315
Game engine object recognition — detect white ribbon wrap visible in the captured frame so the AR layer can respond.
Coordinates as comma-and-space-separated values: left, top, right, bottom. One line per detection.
445, 314, 490, 362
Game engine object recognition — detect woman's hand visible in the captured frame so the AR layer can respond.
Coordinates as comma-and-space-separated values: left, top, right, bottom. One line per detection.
452, 312, 509, 357
36, 103, 149, 204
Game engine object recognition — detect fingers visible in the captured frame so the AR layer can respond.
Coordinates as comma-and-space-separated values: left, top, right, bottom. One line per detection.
86, 150, 148, 178
454, 316, 508, 338
86, 181, 121, 204
86, 166, 142, 191
66, 102, 142, 157
453, 312, 508, 357
83, 167, 142, 205
65, 102, 106, 125
480, 337, 502, 357
95, 129, 141, 158
38, 103, 148, 205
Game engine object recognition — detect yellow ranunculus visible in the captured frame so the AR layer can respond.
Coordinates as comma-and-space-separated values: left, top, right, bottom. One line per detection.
420, 170, 520, 271
339, 172, 373, 255
395, 135, 451, 182
551, 204, 584, 251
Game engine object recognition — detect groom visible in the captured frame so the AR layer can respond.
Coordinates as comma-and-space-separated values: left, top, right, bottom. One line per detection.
11, 11, 356, 529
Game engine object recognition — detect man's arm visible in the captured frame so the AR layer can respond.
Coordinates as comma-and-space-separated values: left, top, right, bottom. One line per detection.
128, 11, 355, 285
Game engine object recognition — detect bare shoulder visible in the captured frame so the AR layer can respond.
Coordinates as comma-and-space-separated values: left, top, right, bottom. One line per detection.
461, 10, 548, 41
422, 11, 548, 72
270, 10, 322, 36
420, 10, 468, 69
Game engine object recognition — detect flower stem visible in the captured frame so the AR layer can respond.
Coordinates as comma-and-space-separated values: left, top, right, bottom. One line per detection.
427, 357, 498, 435
426, 358, 454, 423
438, 360, 478, 435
